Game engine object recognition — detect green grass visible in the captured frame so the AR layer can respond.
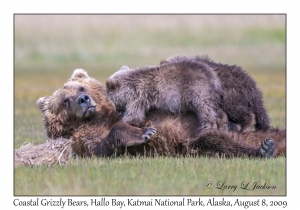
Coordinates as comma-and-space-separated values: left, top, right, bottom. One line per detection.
14, 14, 286, 195
14, 156, 286, 196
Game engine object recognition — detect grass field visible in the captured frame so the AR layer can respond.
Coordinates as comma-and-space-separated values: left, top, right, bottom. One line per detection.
14, 15, 286, 195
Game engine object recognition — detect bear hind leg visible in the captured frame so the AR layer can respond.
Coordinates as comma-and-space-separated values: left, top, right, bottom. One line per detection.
259, 138, 275, 158
188, 129, 275, 158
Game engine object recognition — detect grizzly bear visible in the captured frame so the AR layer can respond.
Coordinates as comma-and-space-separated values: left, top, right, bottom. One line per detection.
106, 55, 270, 134
160, 55, 270, 132
106, 60, 224, 132
37, 70, 156, 157
37, 69, 285, 158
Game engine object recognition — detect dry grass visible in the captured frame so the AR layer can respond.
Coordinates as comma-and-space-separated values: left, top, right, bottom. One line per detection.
14, 138, 72, 166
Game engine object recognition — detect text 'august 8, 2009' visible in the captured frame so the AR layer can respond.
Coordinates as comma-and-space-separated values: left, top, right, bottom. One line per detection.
13, 197, 287, 209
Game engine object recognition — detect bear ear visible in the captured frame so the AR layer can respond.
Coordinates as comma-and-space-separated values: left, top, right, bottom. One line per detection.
160, 60, 167, 65
69, 69, 89, 81
119, 65, 130, 71
106, 79, 118, 92
36, 96, 49, 111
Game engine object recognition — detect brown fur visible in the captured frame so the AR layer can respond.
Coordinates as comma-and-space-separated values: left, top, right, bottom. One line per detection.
37, 69, 285, 158
106, 59, 224, 131
37, 70, 157, 157
160, 55, 270, 133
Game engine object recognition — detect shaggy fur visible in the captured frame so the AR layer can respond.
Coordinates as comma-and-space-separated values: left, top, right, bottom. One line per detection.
37, 69, 284, 158
37, 70, 156, 157
161, 55, 270, 133
106, 59, 224, 131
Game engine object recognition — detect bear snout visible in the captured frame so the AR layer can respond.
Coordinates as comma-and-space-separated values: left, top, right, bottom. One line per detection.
78, 94, 91, 107
77, 94, 96, 118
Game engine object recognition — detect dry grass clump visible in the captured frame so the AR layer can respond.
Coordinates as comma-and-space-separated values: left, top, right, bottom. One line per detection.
14, 138, 72, 166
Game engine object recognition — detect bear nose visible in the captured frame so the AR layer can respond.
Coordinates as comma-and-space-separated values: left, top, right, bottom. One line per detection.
78, 94, 91, 106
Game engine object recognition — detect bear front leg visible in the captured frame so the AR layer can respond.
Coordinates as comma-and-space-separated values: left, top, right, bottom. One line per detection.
194, 101, 218, 131
122, 103, 146, 127
95, 122, 156, 157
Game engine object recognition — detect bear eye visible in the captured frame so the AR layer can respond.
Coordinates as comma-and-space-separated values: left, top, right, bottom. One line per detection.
78, 86, 85, 92
63, 98, 69, 105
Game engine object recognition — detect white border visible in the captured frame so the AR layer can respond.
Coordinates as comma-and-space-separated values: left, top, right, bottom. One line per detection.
3, 0, 299, 209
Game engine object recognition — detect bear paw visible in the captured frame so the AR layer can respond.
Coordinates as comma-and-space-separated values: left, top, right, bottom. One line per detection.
141, 127, 156, 142
259, 138, 275, 158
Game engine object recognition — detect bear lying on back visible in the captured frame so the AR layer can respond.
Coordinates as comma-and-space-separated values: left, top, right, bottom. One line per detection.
37, 69, 282, 158
37, 69, 157, 157
106, 55, 270, 133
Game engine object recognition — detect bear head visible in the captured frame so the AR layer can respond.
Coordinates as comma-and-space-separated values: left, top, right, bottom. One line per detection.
105, 65, 134, 113
37, 69, 116, 139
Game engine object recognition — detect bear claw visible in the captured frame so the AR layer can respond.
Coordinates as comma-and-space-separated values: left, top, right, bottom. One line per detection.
259, 138, 275, 158
142, 127, 156, 142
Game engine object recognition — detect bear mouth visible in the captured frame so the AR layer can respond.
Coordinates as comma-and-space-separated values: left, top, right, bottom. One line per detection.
82, 106, 96, 117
